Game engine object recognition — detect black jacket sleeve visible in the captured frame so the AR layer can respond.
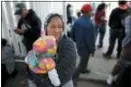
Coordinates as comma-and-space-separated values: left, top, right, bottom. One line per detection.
17, 18, 23, 29
56, 36, 77, 85
23, 15, 41, 40
109, 9, 115, 28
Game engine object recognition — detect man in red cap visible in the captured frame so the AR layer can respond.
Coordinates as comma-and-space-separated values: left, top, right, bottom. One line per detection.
71, 3, 96, 85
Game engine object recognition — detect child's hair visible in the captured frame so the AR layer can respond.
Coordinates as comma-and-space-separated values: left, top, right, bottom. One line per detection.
44, 13, 64, 35
2, 38, 7, 47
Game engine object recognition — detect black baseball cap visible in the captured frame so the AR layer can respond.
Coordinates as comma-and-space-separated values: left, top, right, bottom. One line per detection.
14, 3, 26, 15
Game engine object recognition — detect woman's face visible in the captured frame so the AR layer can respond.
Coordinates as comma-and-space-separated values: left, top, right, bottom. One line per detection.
47, 16, 64, 40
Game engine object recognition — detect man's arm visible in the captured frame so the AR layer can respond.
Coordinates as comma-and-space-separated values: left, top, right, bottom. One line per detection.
109, 9, 115, 28
70, 21, 77, 42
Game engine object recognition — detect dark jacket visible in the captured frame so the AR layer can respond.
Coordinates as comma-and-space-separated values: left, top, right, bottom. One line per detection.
17, 9, 41, 51
71, 16, 96, 57
56, 35, 77, 86
109, 8, 127, 29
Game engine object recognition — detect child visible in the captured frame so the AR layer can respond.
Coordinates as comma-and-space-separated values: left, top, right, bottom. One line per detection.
25, 35, 61, 87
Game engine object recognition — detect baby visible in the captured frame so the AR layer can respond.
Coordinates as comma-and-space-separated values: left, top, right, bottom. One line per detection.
25, 35, 61, 87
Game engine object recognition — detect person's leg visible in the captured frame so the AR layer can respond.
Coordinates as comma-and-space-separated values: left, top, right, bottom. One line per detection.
117, 32, 124, 58
103, 29, 117, 58
80, 55, 90, 73
95, 25, 99, 42
73, 55, 90, 80
107, 58, 122, 85
107, 44, 131, 85
62, 80, 74, 87
98, 24, 106, 48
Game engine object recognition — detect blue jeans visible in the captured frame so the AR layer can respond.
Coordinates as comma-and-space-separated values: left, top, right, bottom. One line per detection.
96, 23, 106, 46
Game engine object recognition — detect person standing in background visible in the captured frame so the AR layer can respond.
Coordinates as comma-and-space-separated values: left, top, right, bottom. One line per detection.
94, 3, 107, 48
71, 4, 96, 85
103, 1, 129, 59
14, 3, 41, 52
14, 3, 41, 85
66, 4, 74, 25
107, 6, 131, 86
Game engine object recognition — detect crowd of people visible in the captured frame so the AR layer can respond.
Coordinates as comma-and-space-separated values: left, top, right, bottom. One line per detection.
1, 1, 131, 87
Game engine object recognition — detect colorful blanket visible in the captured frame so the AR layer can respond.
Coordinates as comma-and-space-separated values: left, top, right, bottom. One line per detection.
25, 36, 56, 74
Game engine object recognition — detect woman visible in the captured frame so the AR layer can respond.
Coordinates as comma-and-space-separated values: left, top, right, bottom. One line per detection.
29, 13, 77, 87
94, 3, 107, 48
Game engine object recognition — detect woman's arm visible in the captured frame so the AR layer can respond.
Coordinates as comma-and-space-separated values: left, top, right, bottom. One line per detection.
56, 37, 77, 85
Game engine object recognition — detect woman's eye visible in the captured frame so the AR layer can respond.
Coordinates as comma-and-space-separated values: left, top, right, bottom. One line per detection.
51, 25, 56, 28
58, 25, 63, 28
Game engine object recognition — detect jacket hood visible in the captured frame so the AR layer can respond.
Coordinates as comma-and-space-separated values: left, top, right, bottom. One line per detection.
25, 9, 36, 20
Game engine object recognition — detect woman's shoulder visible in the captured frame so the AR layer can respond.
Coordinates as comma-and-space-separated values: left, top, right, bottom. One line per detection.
60, 35, 74, 45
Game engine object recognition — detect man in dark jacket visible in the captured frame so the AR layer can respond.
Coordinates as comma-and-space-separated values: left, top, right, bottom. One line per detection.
103, 1, 129, 58
71, 4, 96, 83
14, 3, 41, 52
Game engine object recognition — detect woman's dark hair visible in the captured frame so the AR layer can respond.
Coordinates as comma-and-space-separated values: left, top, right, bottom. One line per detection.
67, 4, 72, 11
44, 13, 64, 34
96, 3, 106, 11
2, 38, 7, 47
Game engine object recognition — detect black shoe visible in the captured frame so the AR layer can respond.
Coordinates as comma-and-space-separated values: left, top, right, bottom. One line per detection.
81, 69, 90, 74
103, 53, 111, 59
97, 45, 103, 48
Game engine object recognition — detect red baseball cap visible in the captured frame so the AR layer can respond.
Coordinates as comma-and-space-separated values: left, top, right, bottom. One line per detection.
81, 4, 93, 13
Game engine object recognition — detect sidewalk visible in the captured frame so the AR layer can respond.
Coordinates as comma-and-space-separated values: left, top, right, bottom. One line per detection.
78, 46, 117, 82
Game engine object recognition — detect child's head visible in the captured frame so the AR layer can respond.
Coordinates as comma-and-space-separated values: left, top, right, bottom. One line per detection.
33, 36, 56, 55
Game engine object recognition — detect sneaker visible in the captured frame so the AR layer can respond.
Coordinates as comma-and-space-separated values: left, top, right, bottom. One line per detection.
107, 75, 114, 85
